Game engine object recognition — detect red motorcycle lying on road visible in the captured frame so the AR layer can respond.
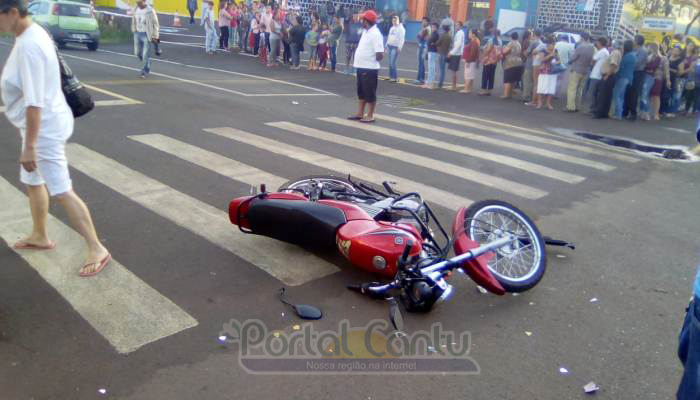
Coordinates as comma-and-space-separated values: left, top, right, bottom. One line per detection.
229, 176, 573, 313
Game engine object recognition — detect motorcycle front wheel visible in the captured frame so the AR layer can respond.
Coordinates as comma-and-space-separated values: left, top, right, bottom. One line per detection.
463, 200, 546, 292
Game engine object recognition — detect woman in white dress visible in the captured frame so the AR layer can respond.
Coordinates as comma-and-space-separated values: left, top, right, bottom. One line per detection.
536, 38, 559, 110
0, 0, 110, 276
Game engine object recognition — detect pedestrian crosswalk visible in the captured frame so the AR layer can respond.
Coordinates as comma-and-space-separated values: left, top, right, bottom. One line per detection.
202, 126, 476, 210
66, 143, 339, 288
0, 176, 198, 354
401, 110, 640, 164
317, 117, 586, 184
1, 108, 642, 354
267, 121, 549, 199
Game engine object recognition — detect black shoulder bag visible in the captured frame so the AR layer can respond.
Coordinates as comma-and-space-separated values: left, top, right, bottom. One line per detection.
55, 48, 94, 118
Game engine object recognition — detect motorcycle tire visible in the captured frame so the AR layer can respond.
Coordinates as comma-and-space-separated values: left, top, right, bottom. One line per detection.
279, 175, 362, 196
463, 200, 546, 293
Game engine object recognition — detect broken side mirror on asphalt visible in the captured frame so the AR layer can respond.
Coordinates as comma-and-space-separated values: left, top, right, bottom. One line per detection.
279, 288, 322, 320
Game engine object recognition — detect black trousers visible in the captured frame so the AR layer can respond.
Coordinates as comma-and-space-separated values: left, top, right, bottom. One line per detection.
282, 41, 291, 63
623, 70, 645, 118
594, 75, 616, 118
482, 64, 496, 90
253, 33, 260, 55
188, 9, 195, 23
219, 26, 229, 49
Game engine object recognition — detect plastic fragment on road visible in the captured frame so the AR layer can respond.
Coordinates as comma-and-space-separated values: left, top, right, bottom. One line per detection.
273, 331, 280, 338
292, 101, 299, 105
98, 388, 107, 395
529, 301, 535, 306
511, 292, 519, 296
476, 285, 488, 294
427, 346, 436, 353
559, 367, 570, 375
218, 335, 227, 342
583, 381, 600, 394
590, 297, 598, 303
525, 331, 532, 336
292, 324, 301, 331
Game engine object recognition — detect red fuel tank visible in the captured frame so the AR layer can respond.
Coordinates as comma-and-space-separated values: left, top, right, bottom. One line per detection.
336, 221, 422, 277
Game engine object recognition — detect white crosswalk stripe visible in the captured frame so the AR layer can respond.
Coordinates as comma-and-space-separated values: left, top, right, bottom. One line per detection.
315, 117, 585, 184
66, 143, 340, 286
268, 121, 550, 199
409, 108, 642, 161
202, 127, 475, 210
0, 176, 198, 354
373, 113, 617, 171
129, 134, 287, 189
400, 111, 639, 164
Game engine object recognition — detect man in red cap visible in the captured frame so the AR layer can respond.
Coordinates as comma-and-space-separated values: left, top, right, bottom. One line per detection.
347, 9, 383, 123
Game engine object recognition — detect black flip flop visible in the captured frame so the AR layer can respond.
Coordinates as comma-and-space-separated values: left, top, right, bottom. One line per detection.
360, 119, 376, 123
347, 116, 362, 121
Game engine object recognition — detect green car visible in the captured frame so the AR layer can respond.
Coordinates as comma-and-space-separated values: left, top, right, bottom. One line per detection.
28, 0, 100, 51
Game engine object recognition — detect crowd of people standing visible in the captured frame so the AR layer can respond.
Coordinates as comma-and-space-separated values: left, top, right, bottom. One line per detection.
409, 19, 700, 121
190, 0, 369, 72
176, 0, 700, 122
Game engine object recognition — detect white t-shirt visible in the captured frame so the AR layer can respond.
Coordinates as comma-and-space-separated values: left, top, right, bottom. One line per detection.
449, 29, 464, 56
1, 23, 72, 143
353, 25, 384, 70
555, 41, 574, 66
134, 6, 149, 32
590, 48, 610, 80
532, 42, 546, 66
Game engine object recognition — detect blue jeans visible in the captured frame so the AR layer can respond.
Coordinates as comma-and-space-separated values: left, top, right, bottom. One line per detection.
438, 54, 447, 88
427, 51, 437, 87
416, 43, 426, 83
290, 42, 301, 67
639, 74, 654, 113
134, 32, 151, 74
205, 28, 217, 52
230, 27, 237, 48
612, 77, 630, 118
330, 45, 337, 71
678, 297, 700, 400
388, 45, 399, 80
672, 78, 685, 113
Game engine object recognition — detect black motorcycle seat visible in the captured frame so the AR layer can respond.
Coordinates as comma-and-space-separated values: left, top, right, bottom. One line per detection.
247, 199, 347, 248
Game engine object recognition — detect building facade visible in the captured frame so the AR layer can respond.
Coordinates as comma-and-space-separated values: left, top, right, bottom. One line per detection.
536, 0, 624, 38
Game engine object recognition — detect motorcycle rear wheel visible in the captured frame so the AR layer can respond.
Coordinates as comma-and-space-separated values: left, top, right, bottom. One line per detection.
463, 200, 546, 292
279, 175, 361, 196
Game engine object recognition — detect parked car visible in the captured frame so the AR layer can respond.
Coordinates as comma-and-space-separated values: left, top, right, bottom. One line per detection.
554, 31, 581, 44
500, 27, 529, 45
28, 0, 100, 51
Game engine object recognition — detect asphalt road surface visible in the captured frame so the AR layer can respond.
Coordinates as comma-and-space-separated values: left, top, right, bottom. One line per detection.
1, 22, 699, 400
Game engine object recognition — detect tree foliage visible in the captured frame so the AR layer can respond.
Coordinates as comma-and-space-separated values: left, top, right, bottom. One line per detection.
628, 0, 673, 17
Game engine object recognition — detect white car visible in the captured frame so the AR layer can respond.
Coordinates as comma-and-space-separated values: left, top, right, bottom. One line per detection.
554, 31, 582, 44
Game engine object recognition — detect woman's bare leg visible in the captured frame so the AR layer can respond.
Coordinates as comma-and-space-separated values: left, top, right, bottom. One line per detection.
55, 190, 109, 274
15, 184, 52, 247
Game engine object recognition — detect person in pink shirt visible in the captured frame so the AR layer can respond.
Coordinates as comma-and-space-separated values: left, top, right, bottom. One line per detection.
228, 4, 238, 49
